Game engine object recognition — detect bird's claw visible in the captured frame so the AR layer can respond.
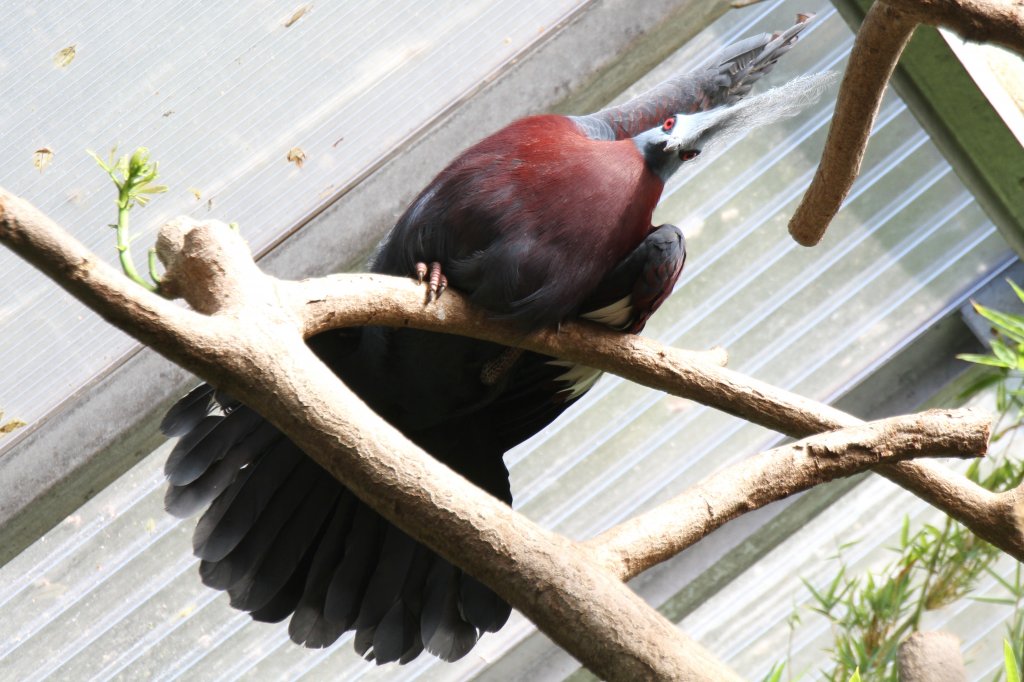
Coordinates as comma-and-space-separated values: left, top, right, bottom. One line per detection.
415, 261, 448, 303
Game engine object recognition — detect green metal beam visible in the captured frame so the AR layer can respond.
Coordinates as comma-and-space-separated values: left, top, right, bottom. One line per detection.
836, 0, 1024, 257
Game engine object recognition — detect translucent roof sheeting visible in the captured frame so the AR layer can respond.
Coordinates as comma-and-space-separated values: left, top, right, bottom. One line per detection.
0, 0, 584, 449
1, 0, 1020, 680
943, 33, 1024, 147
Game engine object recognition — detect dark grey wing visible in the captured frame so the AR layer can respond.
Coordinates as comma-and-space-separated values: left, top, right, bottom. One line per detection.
572, 14, 813, 141
162, 371, 513, 664
475, 224, 687, 443
580, 224, 686, 334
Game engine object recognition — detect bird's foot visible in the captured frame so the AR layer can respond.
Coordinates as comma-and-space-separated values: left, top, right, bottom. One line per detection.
415, 261, 448, 303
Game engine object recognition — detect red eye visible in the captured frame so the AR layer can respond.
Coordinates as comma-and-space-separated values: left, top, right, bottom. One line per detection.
680, 149, 701, 161
663, 117, 675, 131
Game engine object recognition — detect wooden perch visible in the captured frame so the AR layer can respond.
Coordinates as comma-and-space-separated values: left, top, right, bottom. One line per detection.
0, 188, 998, 679
892, 0, 1024, 54
789, 0, 1024, 246
1, 194, 739, 679
281, 260, 1021, 561
788, 2, 916, 246
586, 409, 991, 580
898, 630, 967, 681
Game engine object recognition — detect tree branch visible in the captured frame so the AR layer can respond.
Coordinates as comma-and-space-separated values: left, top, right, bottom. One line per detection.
0, 189, 743, 680
788, 1, 916, 246
893, 0, 1024, 54
0, 189, 1000, 677
586, 409, 991, 580
789, 0, 1024, 246
279, 273, 730, 381
208, 218, 1022, 562
897, 630, 967, 681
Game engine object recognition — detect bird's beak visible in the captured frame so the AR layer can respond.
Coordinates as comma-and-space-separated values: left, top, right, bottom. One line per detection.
663, 137, 682, 153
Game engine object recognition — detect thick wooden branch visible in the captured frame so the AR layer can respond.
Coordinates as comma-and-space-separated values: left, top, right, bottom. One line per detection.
560, 341, 1021, 560
0, 189, 741, 680
585, 409, 991, 580
275, 241, 1023, 561
677, 364, 1022, 558
789, 0, 1024, 246
892, 0, 1024, 54
788, 2, 916, 246
0, 189, 1001, 676
280, 274, 729, 376
898, 631, 967, 681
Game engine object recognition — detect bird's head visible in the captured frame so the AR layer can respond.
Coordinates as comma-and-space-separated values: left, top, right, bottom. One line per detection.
634, 71, 837, 182
633, 115, 706, 180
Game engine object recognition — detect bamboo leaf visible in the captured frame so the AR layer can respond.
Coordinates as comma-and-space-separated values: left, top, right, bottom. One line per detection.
973, 302, 1024, 344
1007, 279, 1024, 306
1006, 640, 1021, 682
957, 353, 1011, 368
990, 339, 1018, 368
958, 371, 1005, 399
760, 662, 785, 682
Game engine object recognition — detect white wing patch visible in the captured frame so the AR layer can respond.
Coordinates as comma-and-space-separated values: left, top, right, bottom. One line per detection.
581, 295, 633, 330
549, 296, 631, 400
548, 360, 603, 400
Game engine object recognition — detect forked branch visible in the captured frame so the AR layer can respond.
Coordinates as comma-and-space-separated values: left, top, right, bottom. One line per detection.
587, 409, 991, 580
788, 1, 916, 246
0, 189, 999, 679
789, 0, 1024, 246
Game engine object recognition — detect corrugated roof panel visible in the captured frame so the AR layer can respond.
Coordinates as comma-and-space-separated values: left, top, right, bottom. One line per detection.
1, 0, 1019, 680
0, 0, 585, 450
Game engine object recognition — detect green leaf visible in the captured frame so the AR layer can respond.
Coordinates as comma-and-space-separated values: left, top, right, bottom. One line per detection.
760, 662, 785, 682
985, 567, 1020, 594
957, 353, 1012, 368
1007, 640, 1021, 682
990, 339, 1020, 368
1007, 279, 1024, 306
837, 539, 861, 551
973, 301, 1024, 345
848, 668, 862, 682
86, 148, 110, 172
